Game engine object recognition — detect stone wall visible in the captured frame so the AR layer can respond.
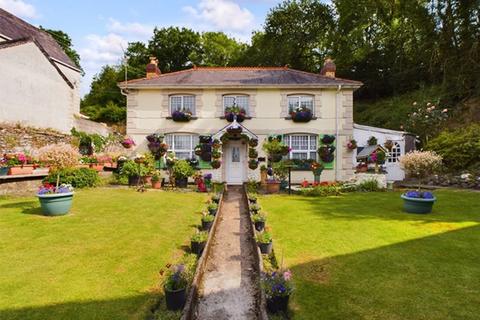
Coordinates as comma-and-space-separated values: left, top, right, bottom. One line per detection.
0, 176, 45, 196
0, 122, 71, 153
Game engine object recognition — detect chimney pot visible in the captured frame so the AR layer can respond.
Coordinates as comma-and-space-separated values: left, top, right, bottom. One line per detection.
146, 56, 161, 78
320, 58, 336, 78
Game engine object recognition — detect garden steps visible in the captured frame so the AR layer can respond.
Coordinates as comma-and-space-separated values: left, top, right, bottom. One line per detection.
195, 186, 259, 319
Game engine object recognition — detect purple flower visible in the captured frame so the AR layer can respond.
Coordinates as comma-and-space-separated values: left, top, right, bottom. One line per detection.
203, 173, 212, 180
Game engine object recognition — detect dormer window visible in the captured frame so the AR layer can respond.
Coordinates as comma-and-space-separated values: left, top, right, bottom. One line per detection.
170, 95, 196, 116
223, 95, 249, 114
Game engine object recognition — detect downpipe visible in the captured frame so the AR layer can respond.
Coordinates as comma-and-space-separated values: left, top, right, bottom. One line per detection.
335, 85, 342, 181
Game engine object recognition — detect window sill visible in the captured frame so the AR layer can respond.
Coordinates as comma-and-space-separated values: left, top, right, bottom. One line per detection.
220, 116, 252, 120
284, 117, 318, 120
166, 116, 198, 120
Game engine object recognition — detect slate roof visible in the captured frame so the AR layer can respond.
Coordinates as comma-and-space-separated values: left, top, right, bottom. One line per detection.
119, 66, 363, 88
356, 145, 388, 160
0, 8, 78, 69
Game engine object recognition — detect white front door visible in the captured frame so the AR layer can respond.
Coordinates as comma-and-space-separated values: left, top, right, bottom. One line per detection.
386, 141, 405, 181
225, 141, 245, 185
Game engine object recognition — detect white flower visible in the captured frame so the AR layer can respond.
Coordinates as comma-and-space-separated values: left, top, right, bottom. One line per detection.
442, 108, 448, 113
427, 102, 431, 106
412, 102, 417, 106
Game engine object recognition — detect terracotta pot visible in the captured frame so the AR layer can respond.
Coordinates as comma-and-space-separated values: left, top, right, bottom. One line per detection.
89, 164, 104, 172
152, 181, 161, 189
8, 165, 34, 175
260, 170, 267, 185
266, 182, 280, 194
357, 166, 368, 173
143, 176, 152, 184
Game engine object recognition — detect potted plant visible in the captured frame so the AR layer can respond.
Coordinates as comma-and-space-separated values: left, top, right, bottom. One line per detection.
384, 140, 394, 151
347, 139, 357, 150
249, 159, 259, 170
252, 213, 266, 231
399, 151, 443, 214
290, 105, 313, 122
172, 160, 194, 188
5, 153, 34, 175
194, 144, 203, 156
120, 160, 148, 186
249, 139, 259, 147
211, 149, 222, 159
321, 135, 336, 145
211, 159, 221, 169
146, 133, 168, 159
121, 137, 135, 149
369, 150, 386, 173
0, 155, 10, 176
211, 193, 221, 204
36, 144, 79, 216
256, 231, 273, 254
367, 136, 378, 146
201, 213, 214, 231
151, 170, 162, 189
171, 109, 193, 122
191, 231, 208, 255
260, 165, 268, 184
262, 270, 294, 313
207, 202, 218, 215
163, 264, 189, 310
262, 137, 290, 163
310, 161, 324, 184
248, 148, 258, 159
318, 145, 335, 163
224, 105, 247, 122
250, 203, 261, 214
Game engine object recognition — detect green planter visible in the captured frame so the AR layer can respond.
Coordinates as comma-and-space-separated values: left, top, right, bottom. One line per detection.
0, 167, 9, 176
37, 192, 74, 216
401, 194, 436, 214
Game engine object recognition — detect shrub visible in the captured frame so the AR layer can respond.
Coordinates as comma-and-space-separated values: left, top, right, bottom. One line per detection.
252, 213, 266, 223
120, 160, 149, 178
191, 231, 208, 243
298, 185, 342, 196
201, 214, 214, 223
162, 254, 197, 291
246, 180, 259, 193
37, 143, 79, 170
357, 179, 382, 192
256, 231, 272, 244
426, 123, 480, 171
207, 203, 218, 212
250, 203, 261, 212
172, 160, 194, 179
44, 168, 99, 188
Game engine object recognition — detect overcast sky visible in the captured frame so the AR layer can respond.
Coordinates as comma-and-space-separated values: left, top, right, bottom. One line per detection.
0, 0, 284, 96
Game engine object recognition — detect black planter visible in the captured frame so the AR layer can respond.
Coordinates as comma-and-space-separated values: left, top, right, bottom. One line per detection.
171, 112, 191, 122
225, 112, 245, 122
248, 198, 257, 204
164, 286, 187, 311
191, 240, 206, 255
258, 241, 272, 254
208, 208, 217, 216
321, 135, 336, 144
266, 295, 290, 314
202, 220, 213, 231
128, 175, 141, 186
254, 221, 265, 232
291, 111, 312, 122
175, 177, 188, 188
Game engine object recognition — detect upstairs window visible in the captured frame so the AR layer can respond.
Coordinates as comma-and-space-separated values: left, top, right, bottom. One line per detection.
284, 134, 318, 160
165, 134, 199, 160
223, 95, 249, 114
288, 95, 314, 115
170, 95, 196, 115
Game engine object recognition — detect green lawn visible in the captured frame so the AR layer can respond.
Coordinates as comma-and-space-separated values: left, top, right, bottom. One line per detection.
0, 189, 206, 320
260, 190, 480, 320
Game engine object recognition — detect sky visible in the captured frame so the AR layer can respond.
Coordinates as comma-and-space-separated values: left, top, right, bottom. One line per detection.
0, 0, 283, 96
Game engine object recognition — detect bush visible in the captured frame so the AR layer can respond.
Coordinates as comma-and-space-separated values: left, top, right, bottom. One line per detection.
426, 124, 480, 171
399, 151, 443, 180
44, 168, 99, 188
357, 179, 382, 192
172, 160, 194, 179
298, 185, 342, 196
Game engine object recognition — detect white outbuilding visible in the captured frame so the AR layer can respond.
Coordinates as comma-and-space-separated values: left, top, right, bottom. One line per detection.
353, 124, 416, 181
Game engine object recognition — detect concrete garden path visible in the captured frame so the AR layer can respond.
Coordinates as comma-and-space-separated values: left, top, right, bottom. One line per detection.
195, 186, 259, 319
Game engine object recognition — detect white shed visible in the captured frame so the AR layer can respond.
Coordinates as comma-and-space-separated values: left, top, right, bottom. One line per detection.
353, 124, 416, 181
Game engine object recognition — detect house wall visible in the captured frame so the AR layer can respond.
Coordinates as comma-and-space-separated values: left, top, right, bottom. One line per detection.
0, 42, 79, 133
126, 87, 355, 183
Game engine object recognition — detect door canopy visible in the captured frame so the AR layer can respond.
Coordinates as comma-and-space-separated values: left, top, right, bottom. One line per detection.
213, 117, 258, 141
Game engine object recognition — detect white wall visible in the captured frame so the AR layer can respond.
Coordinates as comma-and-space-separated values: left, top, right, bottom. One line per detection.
0, 42, 80, 133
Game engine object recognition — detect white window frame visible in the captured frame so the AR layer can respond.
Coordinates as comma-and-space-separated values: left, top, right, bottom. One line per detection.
287, 95, 315, 115
223, 95, 249, 114
165, 134, 199, 160
387, 142, 402, 163
284, 134, 318, 160
170, 95, 196, 116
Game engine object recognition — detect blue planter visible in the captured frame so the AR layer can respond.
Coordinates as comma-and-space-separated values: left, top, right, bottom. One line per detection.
401, 194, 436, 214
0, 167, 9, 176
37, 192, 74, 216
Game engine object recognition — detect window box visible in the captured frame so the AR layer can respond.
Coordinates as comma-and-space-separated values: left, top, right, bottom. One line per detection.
290, 109, 313, 122
170, 111, 193, 122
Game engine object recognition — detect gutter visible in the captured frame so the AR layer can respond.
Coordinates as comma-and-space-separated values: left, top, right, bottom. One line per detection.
335, 84, 342, 181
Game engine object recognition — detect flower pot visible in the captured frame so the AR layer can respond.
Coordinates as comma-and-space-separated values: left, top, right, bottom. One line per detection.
357, 166, 368, 173
191, 240, 206, 255
258, 240, 273, 254
164, 286, 187, 311
89, 164, 104, 172
266, 295, 290, 314
248, 198, 257, 204
37, 192, 74, 216
254, 221, 265, 232
401, 194, 436, 214
208, 208, 217, 216
8, 165, 34, 175
175, 177, 188, 188
128, 175, 142, 186
152, 181, 162, 189
0, 167, 10, 176
143, 176, 152, 184
202, 220, 213, 231
260, 171, 267, 185
291, 111, 312, 122
225, 112, 245, 122
266, 182, 280, 194
33, 167, 50, 175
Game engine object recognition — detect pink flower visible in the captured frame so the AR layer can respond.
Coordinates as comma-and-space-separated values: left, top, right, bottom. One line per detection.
283, 270, 292, 281
17, 153, 27, 163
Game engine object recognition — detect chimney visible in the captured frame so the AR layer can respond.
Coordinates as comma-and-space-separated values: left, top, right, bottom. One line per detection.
146, 56, 161, 78
320, 58, 336, 78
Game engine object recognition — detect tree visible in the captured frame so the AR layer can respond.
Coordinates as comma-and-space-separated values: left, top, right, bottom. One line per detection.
191, 32, 247, 66
40, 27, 82, 71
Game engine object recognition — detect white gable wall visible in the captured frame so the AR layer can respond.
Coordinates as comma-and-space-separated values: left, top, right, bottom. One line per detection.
0, 42, 79, 133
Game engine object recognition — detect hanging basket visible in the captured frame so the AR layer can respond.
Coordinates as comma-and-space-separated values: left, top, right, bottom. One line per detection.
321, 135, 336, 144
211, 160, 221, 169
226, 126, 243, 134
290, 110, 313, 122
